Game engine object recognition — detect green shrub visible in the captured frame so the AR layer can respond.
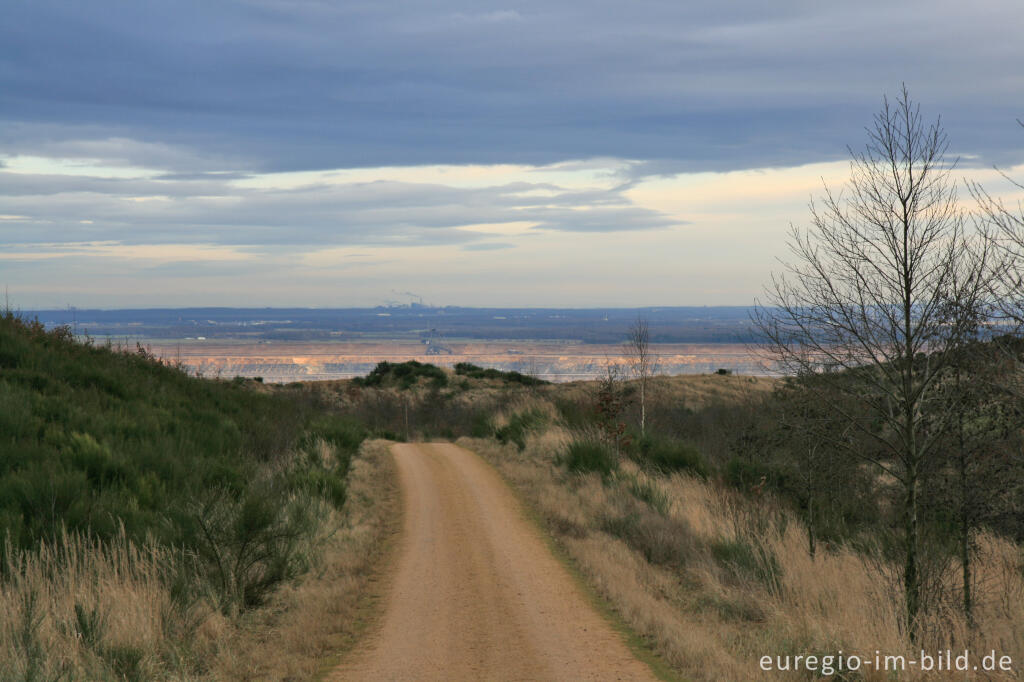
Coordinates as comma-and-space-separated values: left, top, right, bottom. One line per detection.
469, 411, 492, 438
298, 469, 347, 509
190, 485, 317, 612
553, 396, 592, 429
454, 362, 547, 385
494, 409, 545, 450
353, 360, 448, 389
634, 435, 708, 478
564, 440, 618, 476
301, 415, 366, 464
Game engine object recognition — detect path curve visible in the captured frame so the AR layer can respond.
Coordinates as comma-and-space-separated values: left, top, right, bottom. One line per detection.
330, 442, 656, 681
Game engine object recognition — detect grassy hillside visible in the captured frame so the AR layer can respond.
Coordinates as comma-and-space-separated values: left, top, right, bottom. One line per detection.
0, 312, 368, 550
0, 313, 386, 680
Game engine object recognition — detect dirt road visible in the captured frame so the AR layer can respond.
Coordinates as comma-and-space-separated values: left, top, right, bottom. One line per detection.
330, 442, 657, 681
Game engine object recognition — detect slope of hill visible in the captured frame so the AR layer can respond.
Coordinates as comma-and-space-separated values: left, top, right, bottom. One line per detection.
0, 312, 396, 680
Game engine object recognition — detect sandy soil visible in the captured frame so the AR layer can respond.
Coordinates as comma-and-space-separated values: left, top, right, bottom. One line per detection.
329, 442, 657, 681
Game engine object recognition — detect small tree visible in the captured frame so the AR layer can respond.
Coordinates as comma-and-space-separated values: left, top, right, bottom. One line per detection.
773, 375, 865, 558
754, 86, 993, 639
595, 363, 628, 457
626, 316, 656, 435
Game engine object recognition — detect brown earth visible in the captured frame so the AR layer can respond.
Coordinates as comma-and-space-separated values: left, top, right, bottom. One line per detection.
329, 442, 657, 681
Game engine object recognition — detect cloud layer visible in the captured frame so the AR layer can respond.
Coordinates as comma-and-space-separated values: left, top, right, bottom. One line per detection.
4, 1, 1024, 173
3, 1, 1024, 307
0, 151, 678, 250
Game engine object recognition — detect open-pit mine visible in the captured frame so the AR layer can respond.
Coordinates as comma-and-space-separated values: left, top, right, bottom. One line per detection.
143, 339, 774, 383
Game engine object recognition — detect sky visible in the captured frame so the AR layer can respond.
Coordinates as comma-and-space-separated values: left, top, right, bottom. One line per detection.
3, 0, 1024, 308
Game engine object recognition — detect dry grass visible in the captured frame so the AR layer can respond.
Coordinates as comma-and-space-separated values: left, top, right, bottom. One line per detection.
0, 529, 191, 681
549, 373, 775, 412
0, 439, 399, 681
461, 395, 1024, 682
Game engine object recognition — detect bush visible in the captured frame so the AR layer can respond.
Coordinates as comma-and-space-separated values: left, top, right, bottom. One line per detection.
454, 362, 547, 385
190, 485, 317, 612
564, 440, 618, 476
634, 435, 708, 478
0, 311, 358, 616
353, 360, 448, 389
494, 409, 545, 450
724, 457, 774, 492
300, 415, 366, 466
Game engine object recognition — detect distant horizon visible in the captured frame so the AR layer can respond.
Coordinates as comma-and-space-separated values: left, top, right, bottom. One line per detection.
19, 305, 761, 347
20, 303, 759, 313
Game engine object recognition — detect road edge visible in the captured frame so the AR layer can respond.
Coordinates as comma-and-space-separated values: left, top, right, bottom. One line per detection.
313, 439, 405, 680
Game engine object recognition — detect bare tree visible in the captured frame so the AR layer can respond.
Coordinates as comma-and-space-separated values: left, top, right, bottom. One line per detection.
972, 121, 1024, 328
754, 86, 994, 639
626, 316, 656, 435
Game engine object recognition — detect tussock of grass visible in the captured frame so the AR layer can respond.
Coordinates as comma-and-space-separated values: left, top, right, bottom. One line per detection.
0, 528, 196, 680
564, 440, 618, 476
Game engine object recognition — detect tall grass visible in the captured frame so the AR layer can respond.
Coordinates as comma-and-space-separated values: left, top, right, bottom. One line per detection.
0, 528, 194, 681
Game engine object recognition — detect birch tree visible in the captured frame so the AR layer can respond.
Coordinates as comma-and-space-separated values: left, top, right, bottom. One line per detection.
626, 316, 655, 435
754, 86, 993, 639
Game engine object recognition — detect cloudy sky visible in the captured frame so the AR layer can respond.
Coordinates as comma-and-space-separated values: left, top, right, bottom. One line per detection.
3, 0, 1024, 308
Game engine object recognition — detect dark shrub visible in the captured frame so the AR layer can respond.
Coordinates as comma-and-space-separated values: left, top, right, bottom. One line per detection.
454, 362, 547, 385
724, 457, 774, 491
634, 435, 708, 478
494, 409, 545, 450
301, 415, 366, 463
354, 360, 448, 389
